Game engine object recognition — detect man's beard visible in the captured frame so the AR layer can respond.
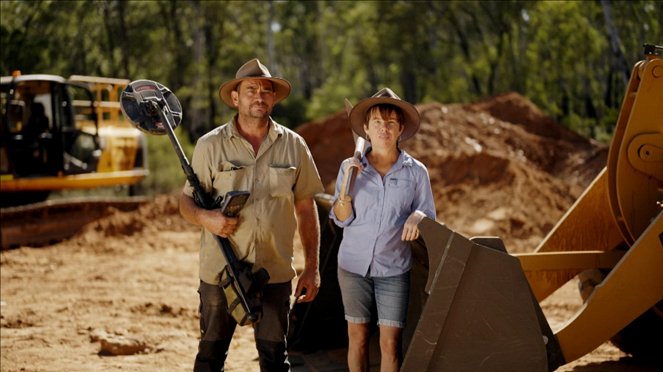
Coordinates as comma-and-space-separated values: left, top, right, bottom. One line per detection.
249, 103, 271, 118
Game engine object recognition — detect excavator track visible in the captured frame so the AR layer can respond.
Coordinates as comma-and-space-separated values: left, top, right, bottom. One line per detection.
0, 196, 150, 250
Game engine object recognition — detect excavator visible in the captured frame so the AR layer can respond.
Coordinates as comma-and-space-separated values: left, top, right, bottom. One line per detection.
0, 72, 148, 206
289, 44, 662, 370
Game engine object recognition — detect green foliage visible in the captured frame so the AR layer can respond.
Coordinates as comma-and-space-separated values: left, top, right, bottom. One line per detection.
140, 126, 194, 195
273, 94, 309, 129
2, 0, 660, 193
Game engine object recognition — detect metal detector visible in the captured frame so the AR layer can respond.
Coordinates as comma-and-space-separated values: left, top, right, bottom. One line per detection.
119, 80, 269, 325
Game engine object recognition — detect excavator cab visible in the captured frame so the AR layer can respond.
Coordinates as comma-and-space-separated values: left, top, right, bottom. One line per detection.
1, 73, 149, 207
1, 74, 101, 205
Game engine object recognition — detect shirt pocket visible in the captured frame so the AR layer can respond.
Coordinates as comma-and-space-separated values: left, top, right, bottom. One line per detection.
211, 161, 249, 199
268, 165, 297, 198
387, 178, 415, 217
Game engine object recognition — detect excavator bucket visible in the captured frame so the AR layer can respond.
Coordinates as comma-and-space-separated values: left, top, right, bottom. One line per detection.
292, 198, 562, 371
401, 218, 561, 372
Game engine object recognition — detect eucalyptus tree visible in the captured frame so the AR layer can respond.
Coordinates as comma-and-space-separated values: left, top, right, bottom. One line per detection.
1, 1, 50, 74
599, 0, 662, 124
424, 0, 529, 101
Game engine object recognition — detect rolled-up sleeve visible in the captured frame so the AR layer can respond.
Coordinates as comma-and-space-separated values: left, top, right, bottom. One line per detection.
182, 136, 214, 198
329, 159, 355, 227
293, 137, 324, 201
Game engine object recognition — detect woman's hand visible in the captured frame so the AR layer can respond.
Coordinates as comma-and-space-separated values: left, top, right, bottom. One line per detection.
402, 210, 426, 241
338, 157, 362, 203
343, 157, 363, 175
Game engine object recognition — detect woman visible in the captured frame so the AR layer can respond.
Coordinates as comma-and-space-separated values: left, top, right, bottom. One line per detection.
330, 88, 436, 372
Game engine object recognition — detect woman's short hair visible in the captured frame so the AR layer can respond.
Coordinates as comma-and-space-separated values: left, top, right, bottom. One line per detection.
365, 104, 404, 126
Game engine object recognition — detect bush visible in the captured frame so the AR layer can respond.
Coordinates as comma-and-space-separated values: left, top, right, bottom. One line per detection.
140, 126, 194, 196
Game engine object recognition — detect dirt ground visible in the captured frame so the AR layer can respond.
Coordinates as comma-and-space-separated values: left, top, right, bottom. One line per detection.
1, 92, 660, 371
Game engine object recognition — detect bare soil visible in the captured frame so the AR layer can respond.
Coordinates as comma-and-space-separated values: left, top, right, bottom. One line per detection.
1, 92, 658, 371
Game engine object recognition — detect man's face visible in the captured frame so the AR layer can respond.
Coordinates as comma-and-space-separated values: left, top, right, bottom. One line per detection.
231, 79, 276, 119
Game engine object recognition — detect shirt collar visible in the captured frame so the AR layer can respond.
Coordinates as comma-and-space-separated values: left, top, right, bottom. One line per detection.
400, 151, 414, 167
360, 148, 413, 175
361, 147, 413, 168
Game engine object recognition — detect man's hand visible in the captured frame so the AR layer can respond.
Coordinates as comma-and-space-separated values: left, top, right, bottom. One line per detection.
294, 267, 321, 303
294, 197, 321, 302
199, 209, 238, 238
402, 210, 426, 241
180, 192, 239, 238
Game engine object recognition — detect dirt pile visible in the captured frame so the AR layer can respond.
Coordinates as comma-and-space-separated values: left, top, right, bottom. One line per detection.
65, 194, 194, 253
296, 92, 608, 252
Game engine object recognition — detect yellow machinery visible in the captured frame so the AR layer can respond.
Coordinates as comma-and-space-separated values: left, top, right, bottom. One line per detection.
402, 44, 663, 370
291, 44, 662, 370
514, 43, 663, 364
0, 72, 148, 206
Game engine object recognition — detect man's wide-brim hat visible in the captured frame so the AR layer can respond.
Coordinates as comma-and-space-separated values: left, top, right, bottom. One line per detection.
349, 87, 420, 141
218, 58, 291, 107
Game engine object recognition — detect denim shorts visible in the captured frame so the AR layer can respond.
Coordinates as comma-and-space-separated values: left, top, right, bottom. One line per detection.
337, 267, 410, 328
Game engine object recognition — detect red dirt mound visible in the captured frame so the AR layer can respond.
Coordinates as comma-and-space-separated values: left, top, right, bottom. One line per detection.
67, 194, 196, 254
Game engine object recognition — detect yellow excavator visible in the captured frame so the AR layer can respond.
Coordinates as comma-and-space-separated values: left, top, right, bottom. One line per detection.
290, 44, 662, 371
511, 42, 663, 367
403, 43, 662, 370
0, 72, 148, 207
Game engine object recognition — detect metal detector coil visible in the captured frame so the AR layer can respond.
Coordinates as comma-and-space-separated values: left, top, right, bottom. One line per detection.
120, 79, 182, 135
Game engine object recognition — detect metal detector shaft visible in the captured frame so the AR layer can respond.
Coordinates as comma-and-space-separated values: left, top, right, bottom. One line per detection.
148, 99, 257, 321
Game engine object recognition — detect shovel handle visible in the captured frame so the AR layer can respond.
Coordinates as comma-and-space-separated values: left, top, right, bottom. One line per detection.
341, 136, 366, 198
339, 166, 354, 199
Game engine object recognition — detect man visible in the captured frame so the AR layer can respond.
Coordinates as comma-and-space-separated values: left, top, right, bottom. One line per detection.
179, 58, 324, 371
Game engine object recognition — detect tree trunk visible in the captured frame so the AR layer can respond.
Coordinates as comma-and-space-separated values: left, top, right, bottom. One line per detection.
600, 0, 630, 86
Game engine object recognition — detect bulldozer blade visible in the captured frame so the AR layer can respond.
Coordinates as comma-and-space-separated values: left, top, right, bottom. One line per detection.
402, 217, 559, 372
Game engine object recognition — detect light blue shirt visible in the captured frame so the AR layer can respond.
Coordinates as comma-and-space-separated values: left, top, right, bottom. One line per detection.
330, 149, 436, 277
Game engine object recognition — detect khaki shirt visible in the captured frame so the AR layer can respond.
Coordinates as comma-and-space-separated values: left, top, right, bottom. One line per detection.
183, 116, 323, 285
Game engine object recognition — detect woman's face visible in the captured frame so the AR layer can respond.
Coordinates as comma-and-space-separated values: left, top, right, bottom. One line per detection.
363, 107, 404, 149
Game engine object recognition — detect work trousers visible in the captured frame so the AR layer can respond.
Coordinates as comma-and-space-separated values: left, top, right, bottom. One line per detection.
193, 280, 292, 372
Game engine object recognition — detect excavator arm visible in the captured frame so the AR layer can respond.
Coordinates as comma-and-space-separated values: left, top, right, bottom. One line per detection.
518, 44, 663, 363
